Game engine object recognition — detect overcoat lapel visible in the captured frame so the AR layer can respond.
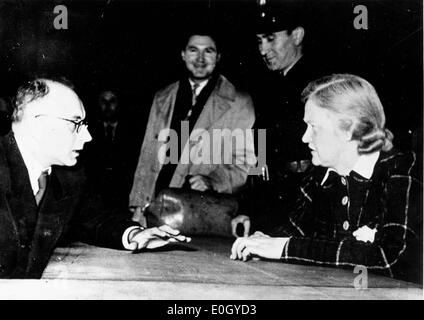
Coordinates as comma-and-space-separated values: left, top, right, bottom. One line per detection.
190, 76, 233, 139
156, 83, 179, 129
173, 76, 234, 183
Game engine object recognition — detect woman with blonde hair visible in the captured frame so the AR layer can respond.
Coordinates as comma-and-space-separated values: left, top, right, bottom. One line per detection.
231, 74, 422, 284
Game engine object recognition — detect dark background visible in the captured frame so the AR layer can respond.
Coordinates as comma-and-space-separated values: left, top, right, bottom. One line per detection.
0, 0, 422, 152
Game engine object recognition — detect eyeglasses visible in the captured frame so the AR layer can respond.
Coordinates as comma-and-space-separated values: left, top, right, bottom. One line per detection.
35, 115, 88, 133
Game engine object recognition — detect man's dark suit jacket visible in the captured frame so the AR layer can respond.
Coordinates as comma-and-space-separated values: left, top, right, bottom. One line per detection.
0, 132, 139, 278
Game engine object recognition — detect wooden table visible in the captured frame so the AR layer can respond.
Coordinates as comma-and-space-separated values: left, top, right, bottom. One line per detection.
0, 237, 421, 299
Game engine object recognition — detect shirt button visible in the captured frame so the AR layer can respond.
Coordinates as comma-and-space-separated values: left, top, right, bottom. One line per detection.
341, 177, 346, 185
342, 196, 348, 205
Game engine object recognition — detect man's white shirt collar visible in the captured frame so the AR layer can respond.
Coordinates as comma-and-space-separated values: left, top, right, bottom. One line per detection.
189, 79, 208, 96
13, 130, 51, 195
321, 152, 380, 185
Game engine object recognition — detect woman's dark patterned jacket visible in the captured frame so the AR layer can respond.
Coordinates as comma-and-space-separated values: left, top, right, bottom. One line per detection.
270, 150, 422, 284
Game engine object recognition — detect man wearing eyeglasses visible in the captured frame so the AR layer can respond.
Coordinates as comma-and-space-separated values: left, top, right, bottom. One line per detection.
0, 78, 190, 279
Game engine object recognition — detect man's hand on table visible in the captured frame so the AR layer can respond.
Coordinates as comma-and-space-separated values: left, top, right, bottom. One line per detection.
127, 225, 191, 250
230, 231, 289, 261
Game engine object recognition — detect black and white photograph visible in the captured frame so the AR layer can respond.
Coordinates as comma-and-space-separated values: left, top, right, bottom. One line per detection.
0, 0, 422, 302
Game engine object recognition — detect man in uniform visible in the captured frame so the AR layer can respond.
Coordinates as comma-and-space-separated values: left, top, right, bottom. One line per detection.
233, 1, 331, 235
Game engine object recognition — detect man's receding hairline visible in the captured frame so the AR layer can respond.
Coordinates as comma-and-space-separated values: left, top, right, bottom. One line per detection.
29, 80, 81, 111
43, 79, 75, 93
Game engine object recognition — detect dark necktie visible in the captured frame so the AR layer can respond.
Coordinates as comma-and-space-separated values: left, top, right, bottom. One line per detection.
35, 171, 49, 206
186, 83, 199, 119
191, 83, 199, 106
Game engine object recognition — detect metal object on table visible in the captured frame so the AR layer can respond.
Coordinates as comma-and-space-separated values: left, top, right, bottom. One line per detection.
145, 188, 238, 237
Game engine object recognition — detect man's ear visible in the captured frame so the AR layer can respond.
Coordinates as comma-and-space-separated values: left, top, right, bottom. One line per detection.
216, 53, 221, 63
291, 26, 305, 46
181, 50, 186, 62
